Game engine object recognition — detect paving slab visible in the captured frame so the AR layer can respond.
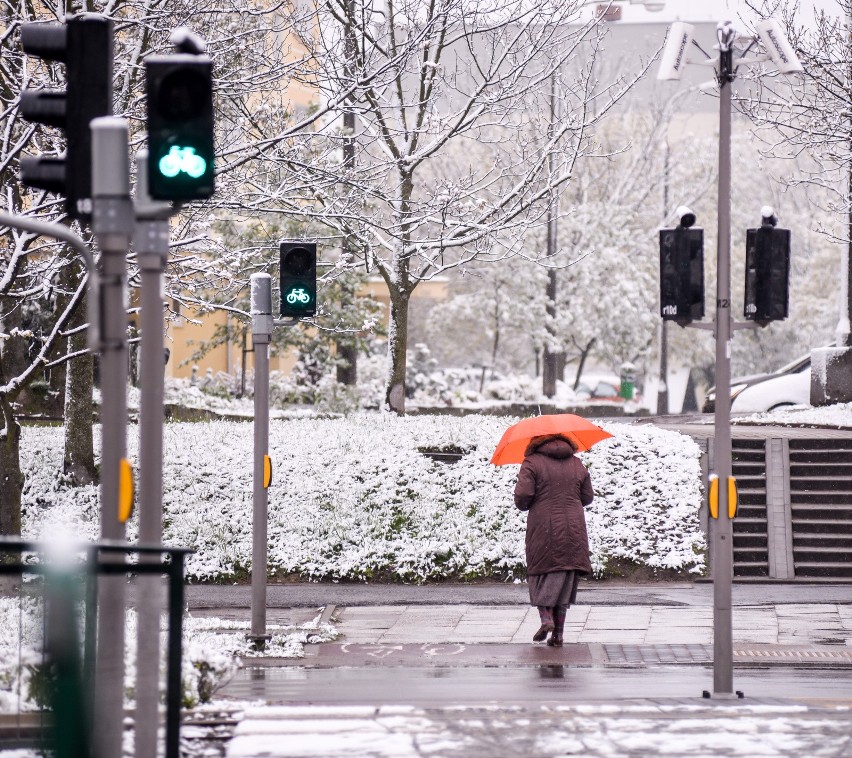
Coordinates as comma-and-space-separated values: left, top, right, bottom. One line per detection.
332, 603, 852, 648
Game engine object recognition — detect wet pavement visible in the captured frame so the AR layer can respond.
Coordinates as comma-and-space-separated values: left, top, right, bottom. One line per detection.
199, 581, 852, 757
220, 664, 852, 705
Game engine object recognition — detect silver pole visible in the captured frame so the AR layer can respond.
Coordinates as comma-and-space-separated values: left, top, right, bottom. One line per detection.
134, 151, 172, 758
90, 116, 134, 758
250, 273, 273, 645
712, 46, 735, 697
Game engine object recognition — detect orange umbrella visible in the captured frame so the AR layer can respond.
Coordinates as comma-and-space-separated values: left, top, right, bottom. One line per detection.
490, 413, 613, 465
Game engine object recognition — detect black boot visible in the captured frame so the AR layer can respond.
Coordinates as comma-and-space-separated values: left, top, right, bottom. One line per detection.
533, 606, 554, 642
548, 605, 567, 647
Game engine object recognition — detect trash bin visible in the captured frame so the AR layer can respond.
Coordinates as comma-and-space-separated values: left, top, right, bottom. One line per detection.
620, 362, 636, 401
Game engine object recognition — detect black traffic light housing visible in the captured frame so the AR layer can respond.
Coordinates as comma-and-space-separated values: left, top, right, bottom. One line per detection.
19, 14, 113, 219
659, 215, 704, 325
744, 212, 790, 324
145, 55, 215, 200
279, 242, 317, 318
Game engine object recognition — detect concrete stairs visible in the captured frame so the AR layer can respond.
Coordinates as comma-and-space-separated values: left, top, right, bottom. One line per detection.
789, 438, 852, 579
696, 430, 852, 581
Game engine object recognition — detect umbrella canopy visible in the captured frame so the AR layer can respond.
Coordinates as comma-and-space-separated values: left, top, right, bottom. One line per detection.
490, 413, 613, 465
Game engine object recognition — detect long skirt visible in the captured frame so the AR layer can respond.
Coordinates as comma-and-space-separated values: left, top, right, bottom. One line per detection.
528, 570, 579, 607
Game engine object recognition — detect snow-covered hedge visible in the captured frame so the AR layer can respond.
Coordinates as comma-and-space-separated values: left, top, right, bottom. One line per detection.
20, 415, 705, 581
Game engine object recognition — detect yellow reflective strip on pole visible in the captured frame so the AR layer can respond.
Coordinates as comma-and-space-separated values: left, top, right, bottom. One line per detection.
118, 458, 134, 523
263, 455, 272, 489
708, 474, 719, 519
728, 476, 738, 519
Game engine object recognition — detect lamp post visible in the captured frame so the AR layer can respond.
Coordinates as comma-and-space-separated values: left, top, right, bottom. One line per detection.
658, 17, 802, 698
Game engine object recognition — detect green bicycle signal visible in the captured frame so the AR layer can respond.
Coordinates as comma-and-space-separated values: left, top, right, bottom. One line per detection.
158, 146, 207, 179
284, 285, 313, 308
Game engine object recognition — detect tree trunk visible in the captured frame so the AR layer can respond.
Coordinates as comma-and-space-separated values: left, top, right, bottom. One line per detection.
385, 288, 410, 415
572, 338, 596, 391
0, 393, 23, 537
336, 339, 358, 385
63, 318, 97, 486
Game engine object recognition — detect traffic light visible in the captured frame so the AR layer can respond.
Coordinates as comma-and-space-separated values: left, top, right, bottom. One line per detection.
659, 209, 704, 324
19, 14, 113, 219
744, 208, 790, 323
279, 242, 317, 318
145, 55, 215, 200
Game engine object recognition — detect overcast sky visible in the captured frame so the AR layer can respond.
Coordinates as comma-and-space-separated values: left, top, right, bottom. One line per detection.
590, 0, 842, 25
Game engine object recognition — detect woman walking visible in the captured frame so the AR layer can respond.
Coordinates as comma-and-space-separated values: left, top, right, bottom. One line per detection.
514, 434, 594, 647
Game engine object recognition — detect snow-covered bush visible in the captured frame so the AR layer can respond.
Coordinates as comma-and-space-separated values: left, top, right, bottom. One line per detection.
20, 415, 705, 582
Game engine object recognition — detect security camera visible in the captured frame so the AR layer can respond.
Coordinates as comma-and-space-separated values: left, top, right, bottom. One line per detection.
756, 18, 803, 74
761, 205, 778, 227
657, 22, 695, 81
677, 206, 696, 228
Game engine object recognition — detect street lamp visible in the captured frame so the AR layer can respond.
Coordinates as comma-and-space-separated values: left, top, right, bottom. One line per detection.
657, 18, 802, 699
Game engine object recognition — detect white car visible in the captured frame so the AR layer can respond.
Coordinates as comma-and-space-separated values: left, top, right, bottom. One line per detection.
730, 362, 811, 413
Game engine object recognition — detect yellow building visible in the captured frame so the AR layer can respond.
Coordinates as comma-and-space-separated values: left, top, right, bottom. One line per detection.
164, 277, 449, 380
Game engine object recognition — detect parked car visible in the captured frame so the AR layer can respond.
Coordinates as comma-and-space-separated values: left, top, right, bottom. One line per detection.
574, 375, 623, 402
702, 353, 811, 413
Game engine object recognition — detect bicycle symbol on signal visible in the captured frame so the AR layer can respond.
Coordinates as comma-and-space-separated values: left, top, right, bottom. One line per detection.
286, 287, 312, 305
159, 146, 207, 179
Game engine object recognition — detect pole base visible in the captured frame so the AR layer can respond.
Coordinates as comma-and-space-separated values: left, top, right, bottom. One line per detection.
702, 690, 745, 700
246, 634, 272, 652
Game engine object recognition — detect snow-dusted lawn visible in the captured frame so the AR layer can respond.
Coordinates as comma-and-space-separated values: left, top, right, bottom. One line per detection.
0, 597, 337, 713
20, 415, 706, 582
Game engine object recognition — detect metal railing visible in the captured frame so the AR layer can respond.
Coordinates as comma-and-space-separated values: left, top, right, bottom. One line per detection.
0, 537, 192, 758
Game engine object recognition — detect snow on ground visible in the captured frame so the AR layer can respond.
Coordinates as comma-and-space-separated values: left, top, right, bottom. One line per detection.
20, 415, 705, 582
0, 596, 336, 713
734, 402, 852, 428
225, 703, 852, 758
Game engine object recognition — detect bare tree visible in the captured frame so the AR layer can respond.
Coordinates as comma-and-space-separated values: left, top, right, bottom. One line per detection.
0, 0, 315, 534
221, 0, 657, 414
740, 1, 852, 346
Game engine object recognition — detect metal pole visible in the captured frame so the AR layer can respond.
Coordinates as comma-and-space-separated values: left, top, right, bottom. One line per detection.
165, 551, 186, 758
658, 140, 671, 415
712, 46, 735, 697
543, 71, 561, 398
249, 273, 273, 645
90, 117, 134, 758
134, 151, 172, 758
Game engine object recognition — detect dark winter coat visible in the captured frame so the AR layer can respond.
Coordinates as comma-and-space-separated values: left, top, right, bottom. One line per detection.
514, 436, 594, 576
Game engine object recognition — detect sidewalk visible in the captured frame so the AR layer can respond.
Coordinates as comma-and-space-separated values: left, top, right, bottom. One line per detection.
332, 601, 852, 647
206, 584, 852, 757
194, 582, 852, 671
